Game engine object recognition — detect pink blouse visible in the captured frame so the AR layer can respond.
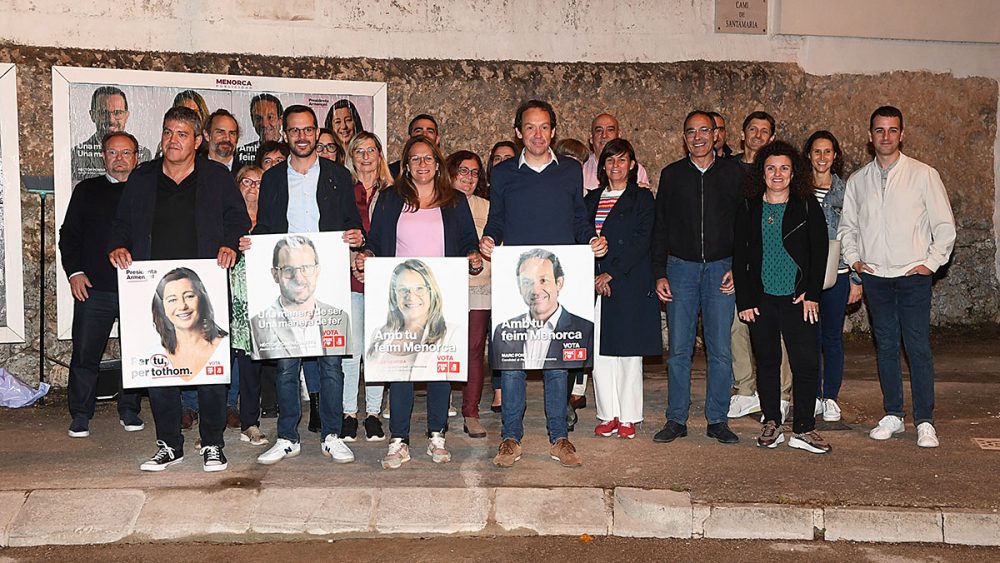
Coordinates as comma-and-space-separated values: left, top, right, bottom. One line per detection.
396, 207, 445, 257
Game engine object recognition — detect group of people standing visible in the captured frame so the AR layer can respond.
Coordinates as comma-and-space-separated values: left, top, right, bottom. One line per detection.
60, 92, 955, 473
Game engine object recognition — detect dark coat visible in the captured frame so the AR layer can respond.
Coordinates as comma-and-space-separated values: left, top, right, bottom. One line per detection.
253, 157, 363, 235
585, 184, 662, 357
109, 156, 250, 260
733, 194, 829, 312
365, 188, 479, 258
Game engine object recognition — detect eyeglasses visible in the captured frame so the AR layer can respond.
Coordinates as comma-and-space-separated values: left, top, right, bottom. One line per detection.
240, 178, 261, 188
105, 149, 135, 158
353, 147, 379, 156
275, 264, 318, 279
316, 143, 339, 154
408, 155, 436, 165
395, 285, 430, 298
457, 167, 480, 177
95, 109, 128, 118
684, 126, 714, 138
285, 126, 317, 137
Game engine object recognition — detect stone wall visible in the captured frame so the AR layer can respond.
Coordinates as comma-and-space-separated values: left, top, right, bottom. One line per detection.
0, 44, 996, 385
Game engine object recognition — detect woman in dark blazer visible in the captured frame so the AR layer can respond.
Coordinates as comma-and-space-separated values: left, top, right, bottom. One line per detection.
355, 135, 483, 470
584, 139, 661, 440
733, 140, 830, 454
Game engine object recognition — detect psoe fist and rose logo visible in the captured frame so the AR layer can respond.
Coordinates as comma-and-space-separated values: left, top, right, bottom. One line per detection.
562, 348, 588, 362
322, 329, 346, 349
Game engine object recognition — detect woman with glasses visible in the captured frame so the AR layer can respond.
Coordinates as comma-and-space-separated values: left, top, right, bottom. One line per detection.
317, 128, 344, 164
337, 132, 394, 442
446, 150, 492, 439
355, 136, 483, 469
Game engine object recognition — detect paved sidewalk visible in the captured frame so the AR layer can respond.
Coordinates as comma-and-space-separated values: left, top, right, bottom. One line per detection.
2, 339, 998, 546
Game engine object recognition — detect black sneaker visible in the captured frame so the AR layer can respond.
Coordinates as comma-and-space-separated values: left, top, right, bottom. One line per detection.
140, 440, 183, 472
119, 412, 145, 432
342, 415, 359, 442
364, 414, 386, 442
652, 420, 688, 443
260, 406, 278, 419
201, 445, 228, 472
707, 422, 740, 444
68, 417, 90, 438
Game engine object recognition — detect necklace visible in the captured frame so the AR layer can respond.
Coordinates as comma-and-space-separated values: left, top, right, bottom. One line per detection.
764, 196, 787, 225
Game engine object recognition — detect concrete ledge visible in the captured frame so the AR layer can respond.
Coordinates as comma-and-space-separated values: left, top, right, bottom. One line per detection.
374, 487, 489, 534
7, 489, 144, 547
702, 504, 817, 540
134, 488, 258, 540
251, 487, 374, 535
824, 507, 943, 543
0, 491, 28, 547
612, 488, 691, 538
943, 510, 1000, 546
495, 487, 610, 536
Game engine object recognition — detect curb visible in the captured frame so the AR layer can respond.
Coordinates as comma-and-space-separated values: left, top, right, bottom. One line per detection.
2, 486, 998, 547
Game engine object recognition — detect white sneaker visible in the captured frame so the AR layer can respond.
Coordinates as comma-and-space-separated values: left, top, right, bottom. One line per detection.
257, 438, 301, 465
321, 434, 355, 463
728, 393, 761, 418
869, 415, 905, 440
759, 400, 790, 424
916, 422, 939, 448
427, 431, 451, 463
822, 399, 842, 422
381, 438, 410, 469
814, 399, 825, 418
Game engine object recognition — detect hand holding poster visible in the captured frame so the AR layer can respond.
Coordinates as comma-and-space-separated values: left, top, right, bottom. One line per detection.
119, 260, 231, 389
244, 232, 352, 360
491, 246, 595, 370
364, 258, 468, 383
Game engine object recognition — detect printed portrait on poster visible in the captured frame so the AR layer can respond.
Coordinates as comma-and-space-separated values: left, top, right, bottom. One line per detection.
0, 63, 25, 343
52, 66, 388, 339
118, 260, 231, 389
244, 232, 353, 360
364, 258, 468, 383
490, 246, 595, 370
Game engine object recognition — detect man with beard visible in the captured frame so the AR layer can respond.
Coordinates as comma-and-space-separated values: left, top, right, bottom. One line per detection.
71, 86, 151, 185
205, 109, 242, 176
235, 93, 283, 168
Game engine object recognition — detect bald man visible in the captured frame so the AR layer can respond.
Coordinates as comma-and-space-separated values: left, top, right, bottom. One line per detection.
582, 113, 650, 192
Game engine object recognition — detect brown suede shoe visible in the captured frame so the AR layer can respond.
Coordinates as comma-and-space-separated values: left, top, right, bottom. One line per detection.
492, 438, 522, 468
464, 417, 487, 438
180, 408, 198, 430
549, 438, 582, 467
226, 407, 240, 429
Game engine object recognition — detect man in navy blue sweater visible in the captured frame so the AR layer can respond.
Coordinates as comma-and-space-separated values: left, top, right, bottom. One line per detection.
481, 100, 608, 468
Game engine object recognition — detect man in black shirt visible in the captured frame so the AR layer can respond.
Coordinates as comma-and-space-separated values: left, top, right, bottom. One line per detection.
109, 106, 250, 472
61, 131, 143, 439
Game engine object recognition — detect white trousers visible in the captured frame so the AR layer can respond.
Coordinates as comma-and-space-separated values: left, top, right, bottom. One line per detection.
593, 299, 644, 423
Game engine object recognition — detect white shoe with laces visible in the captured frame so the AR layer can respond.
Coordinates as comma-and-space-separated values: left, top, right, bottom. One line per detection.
814, 399, 825, 418
728, 393, 761, 418
916, 422, 939, 448
321, 434, 355, 463
869, 415, 905, 440
822, 399, 842, 422
427, 431, 451, 463
257, 438, 300, 465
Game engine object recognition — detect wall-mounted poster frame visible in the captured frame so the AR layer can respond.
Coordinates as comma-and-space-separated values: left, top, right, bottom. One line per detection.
52, 66, 388, 339
0, 63, 26, 344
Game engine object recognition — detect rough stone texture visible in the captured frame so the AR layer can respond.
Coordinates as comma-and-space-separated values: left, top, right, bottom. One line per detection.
612, 487, 692, 538
495, 487, 610, 536
0, 44, 996, 383
824, 507, 944, 543
251, 487, 374, 535
6, 489, 143, 547
942, 510, 1000, 546
0, 490, 27, 547
701, 503, 817, 540
373, 487, 489, 534
134, 488, 257, 540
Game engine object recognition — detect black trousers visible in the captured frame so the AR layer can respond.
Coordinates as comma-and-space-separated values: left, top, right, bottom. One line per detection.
67, 290, 141, 421
234, 349, 262, 431
259, 361, 278, 410
148, 384, 227, 452
748, 294, 819, 434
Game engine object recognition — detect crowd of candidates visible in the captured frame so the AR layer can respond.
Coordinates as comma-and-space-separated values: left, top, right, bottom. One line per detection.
61, 87, 956, 473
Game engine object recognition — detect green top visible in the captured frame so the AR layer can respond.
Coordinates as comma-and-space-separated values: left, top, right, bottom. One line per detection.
761, 202, 797, 296
229, 256, 251, 353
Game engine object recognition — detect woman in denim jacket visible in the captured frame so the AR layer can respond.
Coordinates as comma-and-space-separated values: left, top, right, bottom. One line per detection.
804, 131, 863, 422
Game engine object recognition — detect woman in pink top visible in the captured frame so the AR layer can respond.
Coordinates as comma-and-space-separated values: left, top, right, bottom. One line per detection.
356, 136, 482, 469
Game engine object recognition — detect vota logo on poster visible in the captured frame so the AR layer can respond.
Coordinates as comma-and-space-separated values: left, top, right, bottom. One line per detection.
562, 348, 587, 362
436, 355, 461, 374
322, 329, 346, 349
205, 361, 226, 377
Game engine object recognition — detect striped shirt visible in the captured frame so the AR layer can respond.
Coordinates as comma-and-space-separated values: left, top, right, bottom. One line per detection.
594, 188, 624, 235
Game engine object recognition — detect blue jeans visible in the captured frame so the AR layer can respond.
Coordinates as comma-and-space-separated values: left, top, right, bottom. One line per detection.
302, 360, 320, 394
343, 291, 384, 414
181, 389, 199, 412
276, 356, 345, 442
817, 272, 850, 400
665, 256, 735, 425
388, 381, 450, 442
862, 273, 935, 425
226, 363, 240, 408
500, 369, 568, 443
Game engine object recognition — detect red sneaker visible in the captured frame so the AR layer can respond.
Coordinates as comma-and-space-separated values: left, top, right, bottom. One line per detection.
595, 418, 619, 437
617, 422, 636, 439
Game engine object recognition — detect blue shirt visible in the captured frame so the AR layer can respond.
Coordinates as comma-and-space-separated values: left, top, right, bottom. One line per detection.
286, 157, 321, 233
